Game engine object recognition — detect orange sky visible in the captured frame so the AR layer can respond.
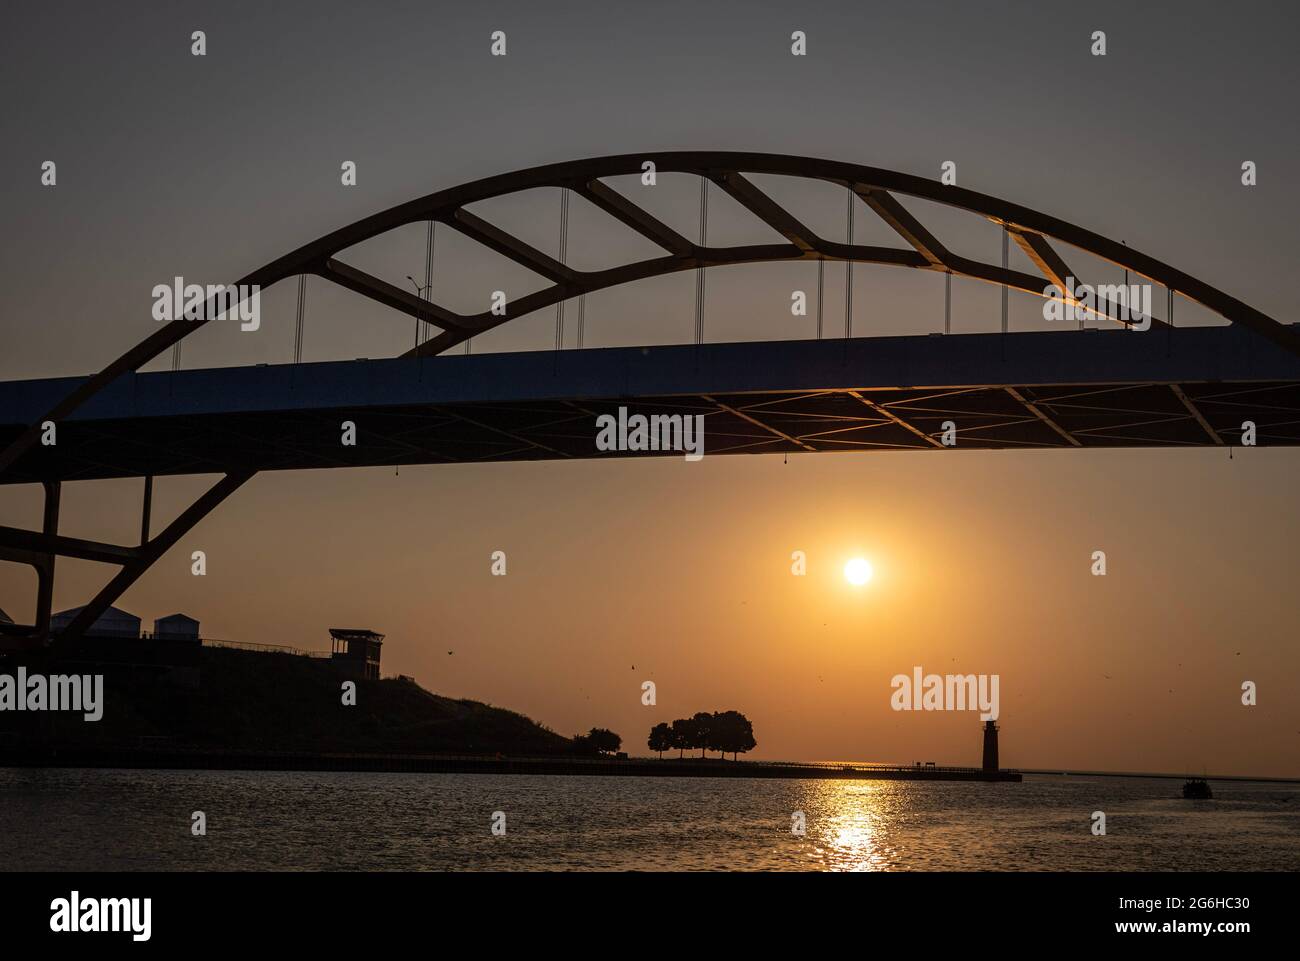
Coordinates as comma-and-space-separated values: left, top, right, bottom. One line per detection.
3, 443, 1295, 777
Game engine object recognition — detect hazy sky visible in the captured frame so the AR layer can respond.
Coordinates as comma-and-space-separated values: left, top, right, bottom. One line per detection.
2, 1, 1297, 775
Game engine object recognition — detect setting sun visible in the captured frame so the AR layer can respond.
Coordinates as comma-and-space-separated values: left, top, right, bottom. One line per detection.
844, 557, 873, 586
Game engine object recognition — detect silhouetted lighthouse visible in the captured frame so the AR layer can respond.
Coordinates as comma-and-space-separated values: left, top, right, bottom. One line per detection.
982, 719, 999, 773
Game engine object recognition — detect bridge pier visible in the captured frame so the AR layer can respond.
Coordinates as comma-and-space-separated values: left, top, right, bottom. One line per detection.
0, 471, 252, 651
0, 479, 59, 649
33, 478, 60, 645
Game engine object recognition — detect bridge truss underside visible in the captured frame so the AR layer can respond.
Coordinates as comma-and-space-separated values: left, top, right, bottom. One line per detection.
4, 327, 1299, 484
3, 376, 1299, 482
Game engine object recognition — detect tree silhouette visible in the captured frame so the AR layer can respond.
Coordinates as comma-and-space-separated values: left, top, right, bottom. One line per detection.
705, 716, 726, 758
708, 710, 757, 760
660, 711, 756, 760
690, 712, 713, 758
647, 722, 672, 759
669, 718, 694, 759
588, 727, 621, 755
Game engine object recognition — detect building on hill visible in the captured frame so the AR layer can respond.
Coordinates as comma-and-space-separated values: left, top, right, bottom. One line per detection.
154, 613, 200, 641
50, 604, 141, 639
329, 628, 383, 680
40, 605, 198, 687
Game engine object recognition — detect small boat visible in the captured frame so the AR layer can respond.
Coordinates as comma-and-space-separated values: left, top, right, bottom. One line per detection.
1182, 778, 1212, 799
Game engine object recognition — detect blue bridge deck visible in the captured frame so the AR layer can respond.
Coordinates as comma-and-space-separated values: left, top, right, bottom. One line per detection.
2, 326, 1298, 484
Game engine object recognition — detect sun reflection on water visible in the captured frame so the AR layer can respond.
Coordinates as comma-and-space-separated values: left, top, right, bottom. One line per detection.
799, 780, 910, 871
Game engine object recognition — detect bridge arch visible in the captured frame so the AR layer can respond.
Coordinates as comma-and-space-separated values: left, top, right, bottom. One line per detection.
3, 151, 1297, 478
1, 151, 1295, 645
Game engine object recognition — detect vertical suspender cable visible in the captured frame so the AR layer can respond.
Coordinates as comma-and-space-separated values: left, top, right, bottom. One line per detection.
577, 294, 586, 349
294, 274, 306, 364
1167, 288, 1174, 356
465, 254, 472, 356
844, 189, 854, 339
422, 220, 435, 349
696, 174, 707, 343
695, 176, 708, 345
556, 190, 570, 351
1122, 242, 1129, 333
944, 271, 951, 335
816, 259, 824, 339
1001, 227, 1009, 335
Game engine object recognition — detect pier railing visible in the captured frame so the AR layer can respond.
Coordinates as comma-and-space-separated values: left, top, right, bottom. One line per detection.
200, 637, 331, 659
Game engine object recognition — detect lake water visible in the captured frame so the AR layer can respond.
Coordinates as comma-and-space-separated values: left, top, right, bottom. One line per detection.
1, 768, 1297, 871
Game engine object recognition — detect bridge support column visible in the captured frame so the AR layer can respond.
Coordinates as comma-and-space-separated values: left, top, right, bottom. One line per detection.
0, 480, 61, 648
140, 474, 153, 545
0, 472, 252, 649
34, 479, 61, 644
58, 470, 255, 643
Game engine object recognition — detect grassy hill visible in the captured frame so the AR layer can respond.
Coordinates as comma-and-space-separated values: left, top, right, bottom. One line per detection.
0, 646, 572, 756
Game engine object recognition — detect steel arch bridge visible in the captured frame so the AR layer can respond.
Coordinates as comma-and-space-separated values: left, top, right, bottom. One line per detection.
2, 151, 1298, 647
